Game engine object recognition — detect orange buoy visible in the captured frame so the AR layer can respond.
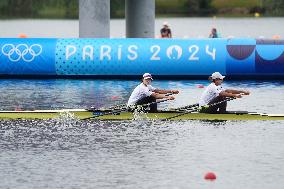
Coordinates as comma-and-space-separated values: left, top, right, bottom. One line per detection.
18, 34, 28, 38
204, 172, 216, 180
272, 35, 281, 40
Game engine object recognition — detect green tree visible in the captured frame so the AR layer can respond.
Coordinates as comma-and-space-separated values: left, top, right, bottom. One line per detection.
184, 0, 215, 15
0, 0, 45, 18
110, 0, 125, 18
263, 0, 284, 15
184, 0, 199, 14
63, 0, 78, 18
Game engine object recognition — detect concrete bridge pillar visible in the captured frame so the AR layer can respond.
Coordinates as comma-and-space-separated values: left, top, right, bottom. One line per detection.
79, 0, 110, 38
126, 0, 155, 38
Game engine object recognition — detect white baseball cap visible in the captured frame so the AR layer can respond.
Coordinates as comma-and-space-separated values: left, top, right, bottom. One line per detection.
210, 72, 225, 80
143, 73, 153, 80
163, 21, 169, 26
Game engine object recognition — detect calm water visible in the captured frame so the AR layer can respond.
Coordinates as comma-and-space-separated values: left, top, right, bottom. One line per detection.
0, 17, 283, 38
0, 18, 284, 188
0, 79, 284, 189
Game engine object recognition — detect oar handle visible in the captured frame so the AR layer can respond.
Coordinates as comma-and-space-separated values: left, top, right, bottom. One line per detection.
165, 93, 173, 96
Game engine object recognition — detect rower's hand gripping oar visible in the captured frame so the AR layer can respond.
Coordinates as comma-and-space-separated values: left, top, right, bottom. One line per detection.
162, 97, 237, 121
82, 95, 174, 120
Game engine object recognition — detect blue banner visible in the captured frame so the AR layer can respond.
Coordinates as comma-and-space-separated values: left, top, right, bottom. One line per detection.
0, 38, 283, 78
0, 38, 56, 74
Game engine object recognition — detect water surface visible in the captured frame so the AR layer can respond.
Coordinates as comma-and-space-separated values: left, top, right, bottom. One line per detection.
0, 79, 283, 189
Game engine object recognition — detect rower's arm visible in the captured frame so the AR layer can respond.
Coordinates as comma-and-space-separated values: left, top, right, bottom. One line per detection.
153, 89, 171, 94
153, 89, 179, 94
225, 89, 250, 95
151, 93, 175, 100
219, 91, 242, 98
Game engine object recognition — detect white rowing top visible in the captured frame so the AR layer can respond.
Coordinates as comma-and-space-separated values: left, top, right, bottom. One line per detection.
199, 83, 225, 106
127, 83, 156, 106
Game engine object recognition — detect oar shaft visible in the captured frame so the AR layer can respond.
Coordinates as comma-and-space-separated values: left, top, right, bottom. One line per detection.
161, 107, 200, 121
106, 93, 173, 110
163, 97, 236, 121
83, 97, 172, 120
174, 103, 199, 111
82, 106, 131, 120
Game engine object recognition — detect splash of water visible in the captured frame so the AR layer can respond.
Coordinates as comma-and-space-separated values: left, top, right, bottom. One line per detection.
132, 107, 149, 121
54, 111, 80, 129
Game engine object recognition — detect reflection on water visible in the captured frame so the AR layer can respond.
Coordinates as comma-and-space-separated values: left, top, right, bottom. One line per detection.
0, 79, 284, 189
0, 79, 135, 110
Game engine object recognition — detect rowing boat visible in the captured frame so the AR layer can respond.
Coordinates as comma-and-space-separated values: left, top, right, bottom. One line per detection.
0, 109, 283, 121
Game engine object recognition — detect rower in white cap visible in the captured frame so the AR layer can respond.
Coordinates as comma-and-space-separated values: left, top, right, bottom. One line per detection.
160, 22, 172, 38
127, 73, 179, 112
199, 72, 250, 113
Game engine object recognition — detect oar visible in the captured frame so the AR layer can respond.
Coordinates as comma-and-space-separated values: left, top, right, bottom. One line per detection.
162, 106, 201, 121
173, 103, 199, 111
99, 93, 174, 111
82, 97, 173, 120
172, 92, 246, 112
162, 97, 236, 121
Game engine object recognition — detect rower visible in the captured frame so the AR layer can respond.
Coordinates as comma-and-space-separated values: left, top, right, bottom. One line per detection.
199, 72, 250, 114
160, 22, 172, 38
127, 73, 179, 112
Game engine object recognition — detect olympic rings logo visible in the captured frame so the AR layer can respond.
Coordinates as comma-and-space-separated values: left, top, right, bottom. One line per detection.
1, 44, 42, 62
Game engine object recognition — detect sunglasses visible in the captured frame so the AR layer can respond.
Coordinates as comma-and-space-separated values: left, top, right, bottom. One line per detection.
215, 78, 223, 81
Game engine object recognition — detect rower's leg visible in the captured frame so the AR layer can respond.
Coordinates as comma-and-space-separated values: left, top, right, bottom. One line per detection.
200, 104, 218, 113
206, 105, 218, 113
203, 96, 226, 114
148, 96, 157, 113
211, 96, 227, 113
136, 96, 157, 112
218, 98, 227, 113
136, 97, 148, 111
